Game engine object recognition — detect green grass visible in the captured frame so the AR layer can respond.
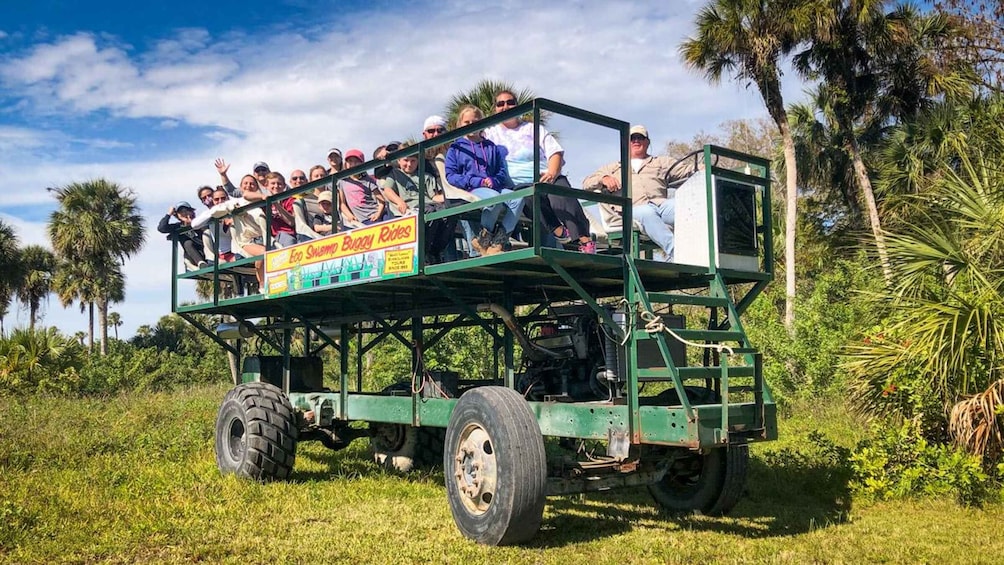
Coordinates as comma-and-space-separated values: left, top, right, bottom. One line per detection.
1, 385, 1002, 564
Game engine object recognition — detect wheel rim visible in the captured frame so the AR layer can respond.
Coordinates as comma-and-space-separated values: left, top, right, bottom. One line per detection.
372, 423, 407, 451
452, 423, 498, 516
665, 451, 704, 489
227, 417, 246, 461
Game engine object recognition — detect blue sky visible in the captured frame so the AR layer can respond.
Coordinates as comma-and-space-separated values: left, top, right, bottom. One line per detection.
0, 0, 804, 338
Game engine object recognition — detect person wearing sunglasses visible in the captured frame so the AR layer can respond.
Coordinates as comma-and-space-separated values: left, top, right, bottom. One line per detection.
484, 89, 595, 254
445, 105, 523, 256
583, 125, 695, 262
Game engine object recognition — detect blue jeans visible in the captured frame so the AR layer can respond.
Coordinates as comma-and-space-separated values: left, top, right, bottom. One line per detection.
471, 187, 525, 235
634, 200, 675, 257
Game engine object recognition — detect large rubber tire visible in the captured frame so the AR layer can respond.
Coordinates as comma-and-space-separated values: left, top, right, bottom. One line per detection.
370, 424, 446, 472
443, 387, 546, 546
648, 443, 749, 516
214, 382, 298, 481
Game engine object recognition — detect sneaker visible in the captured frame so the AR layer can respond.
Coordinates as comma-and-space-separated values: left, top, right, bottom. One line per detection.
197, 260, 210, 269
471, 228, 492, 256
553, 225, 573, 244
578, 240, 596, 254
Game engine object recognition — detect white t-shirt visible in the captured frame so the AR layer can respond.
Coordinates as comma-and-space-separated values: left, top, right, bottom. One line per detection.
483, 120, 564, 184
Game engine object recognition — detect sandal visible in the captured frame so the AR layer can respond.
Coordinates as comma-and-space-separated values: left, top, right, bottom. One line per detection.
552, 225, 572, 244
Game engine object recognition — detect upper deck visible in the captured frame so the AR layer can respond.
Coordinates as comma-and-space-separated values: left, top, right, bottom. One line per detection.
170, 99, 773, 325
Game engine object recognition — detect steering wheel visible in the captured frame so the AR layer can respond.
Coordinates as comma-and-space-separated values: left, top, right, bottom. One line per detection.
665, 149, 718, 189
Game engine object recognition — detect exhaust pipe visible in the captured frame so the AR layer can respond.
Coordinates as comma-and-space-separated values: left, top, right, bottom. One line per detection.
478, 303, 569, 362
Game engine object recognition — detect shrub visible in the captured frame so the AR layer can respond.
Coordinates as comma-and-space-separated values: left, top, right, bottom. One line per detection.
849, 422, 991, 505
744, 257, 878, 400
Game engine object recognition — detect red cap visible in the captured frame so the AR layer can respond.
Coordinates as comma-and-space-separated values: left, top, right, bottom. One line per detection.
345, 149, 365, 161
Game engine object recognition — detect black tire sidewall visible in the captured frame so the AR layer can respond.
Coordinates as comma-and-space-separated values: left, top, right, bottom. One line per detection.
443, 387, 545, 545
215, 392, 249, 474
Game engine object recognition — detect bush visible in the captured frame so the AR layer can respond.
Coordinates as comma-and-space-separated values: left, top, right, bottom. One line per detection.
849, 422, 991, 505
0, 327, 86, 395
744, 257, 879, 400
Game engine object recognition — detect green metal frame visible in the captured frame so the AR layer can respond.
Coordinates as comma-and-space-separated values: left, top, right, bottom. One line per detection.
171, 99, 776, 451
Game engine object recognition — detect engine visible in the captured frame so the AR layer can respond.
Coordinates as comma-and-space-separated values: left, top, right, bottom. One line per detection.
515, 309, 622, 402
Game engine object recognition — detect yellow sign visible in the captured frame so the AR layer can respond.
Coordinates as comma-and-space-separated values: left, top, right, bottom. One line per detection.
383, 248, 415, 275
266, 215, 418, 273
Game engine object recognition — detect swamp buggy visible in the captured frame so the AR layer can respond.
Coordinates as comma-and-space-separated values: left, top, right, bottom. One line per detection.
171, 99, 777, 545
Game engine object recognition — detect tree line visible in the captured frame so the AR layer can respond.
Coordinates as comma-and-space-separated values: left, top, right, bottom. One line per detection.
0, 180, 144, 355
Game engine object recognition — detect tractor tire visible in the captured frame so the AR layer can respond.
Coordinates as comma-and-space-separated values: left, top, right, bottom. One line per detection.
648, 443, 749, 516
444, 386, 546, 546
214, 382, 298, 481
369, 424, 446, 472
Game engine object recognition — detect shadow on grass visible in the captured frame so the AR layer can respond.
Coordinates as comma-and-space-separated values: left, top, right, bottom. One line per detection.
290, 444, 445, 486
530, 453, 853, 547
290, 440, 854, 547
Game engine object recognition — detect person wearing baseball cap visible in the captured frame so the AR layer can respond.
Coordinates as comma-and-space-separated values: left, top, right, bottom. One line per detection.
337, 149, 388, 226
157, 201, 210, 269
252, 161, 270, 191
326, 148, 343, 174
312, 190, 336, 235
582, 125, 697, 262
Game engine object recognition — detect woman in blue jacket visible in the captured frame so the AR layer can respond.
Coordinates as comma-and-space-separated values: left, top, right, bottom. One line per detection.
445, 105, 525, 255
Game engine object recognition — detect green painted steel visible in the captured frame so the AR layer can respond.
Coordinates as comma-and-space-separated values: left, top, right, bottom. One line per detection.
171, 101, 778, 453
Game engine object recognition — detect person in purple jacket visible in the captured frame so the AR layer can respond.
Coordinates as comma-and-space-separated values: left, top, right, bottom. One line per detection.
445, 105, 525, 255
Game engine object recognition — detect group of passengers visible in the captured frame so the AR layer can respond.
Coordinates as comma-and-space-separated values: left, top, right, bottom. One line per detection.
160, 89, 691, 284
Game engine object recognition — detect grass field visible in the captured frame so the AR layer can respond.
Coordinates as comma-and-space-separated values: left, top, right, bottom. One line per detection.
2, 384, 1002, 564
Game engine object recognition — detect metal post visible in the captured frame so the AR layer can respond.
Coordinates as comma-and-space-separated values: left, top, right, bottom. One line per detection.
282, 316, 291, 394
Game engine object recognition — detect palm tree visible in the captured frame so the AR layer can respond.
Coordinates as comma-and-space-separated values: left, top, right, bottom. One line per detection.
108, 312, 122, 341
793, 1, 973, 281
15, 245, 56, 331
52, 259, 99, 353
845, 116, 1004, 437
680, 0, 816, 332
48, 179, 146, 355
443, 79, 535, 127
0, 219, 22, 336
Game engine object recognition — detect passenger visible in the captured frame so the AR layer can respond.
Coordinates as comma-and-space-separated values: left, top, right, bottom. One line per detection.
583, 125, 694, 261
196, 178, 268, 288
308, 165, 328, 182
192, 188, 240, 263
326, 148, 344, 175
373, 142, 401, 180
288, 168, 323, 242
252, 161, 271, 192
158, 201, 210, 269
313, 191, 336, 236
196, 185, 215, 209
445, 105, 523, 256
380, 142, 458, 264
338, 149, 388, 226
265, 172, 297, 247
289, 169, 308, 191
423, 115, 477, 259
215, 158, 264, 201
484, 89, 595, 254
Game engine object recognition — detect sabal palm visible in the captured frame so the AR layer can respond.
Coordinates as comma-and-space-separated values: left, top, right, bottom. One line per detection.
0, 220, 22, 336
680, 0, 815, 332
52, 259, 100, 353
48, 179, 145, 355
845, 125, 1004, 435
15, 245, 56, 331
443, 79, 534, 128
793, 1, 973, 281
108, 312, 121, 340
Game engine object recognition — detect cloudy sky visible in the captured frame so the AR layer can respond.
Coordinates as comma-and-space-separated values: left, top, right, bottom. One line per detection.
0, 0, 804, 338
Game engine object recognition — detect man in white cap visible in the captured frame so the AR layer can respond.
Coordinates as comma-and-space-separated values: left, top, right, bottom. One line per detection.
583, 125, 694, 261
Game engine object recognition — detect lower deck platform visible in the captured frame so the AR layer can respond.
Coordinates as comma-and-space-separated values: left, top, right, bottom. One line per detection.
176, 246, 769, 324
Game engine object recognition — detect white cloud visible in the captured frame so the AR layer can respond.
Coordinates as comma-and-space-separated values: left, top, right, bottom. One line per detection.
0, 0, 807, 338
